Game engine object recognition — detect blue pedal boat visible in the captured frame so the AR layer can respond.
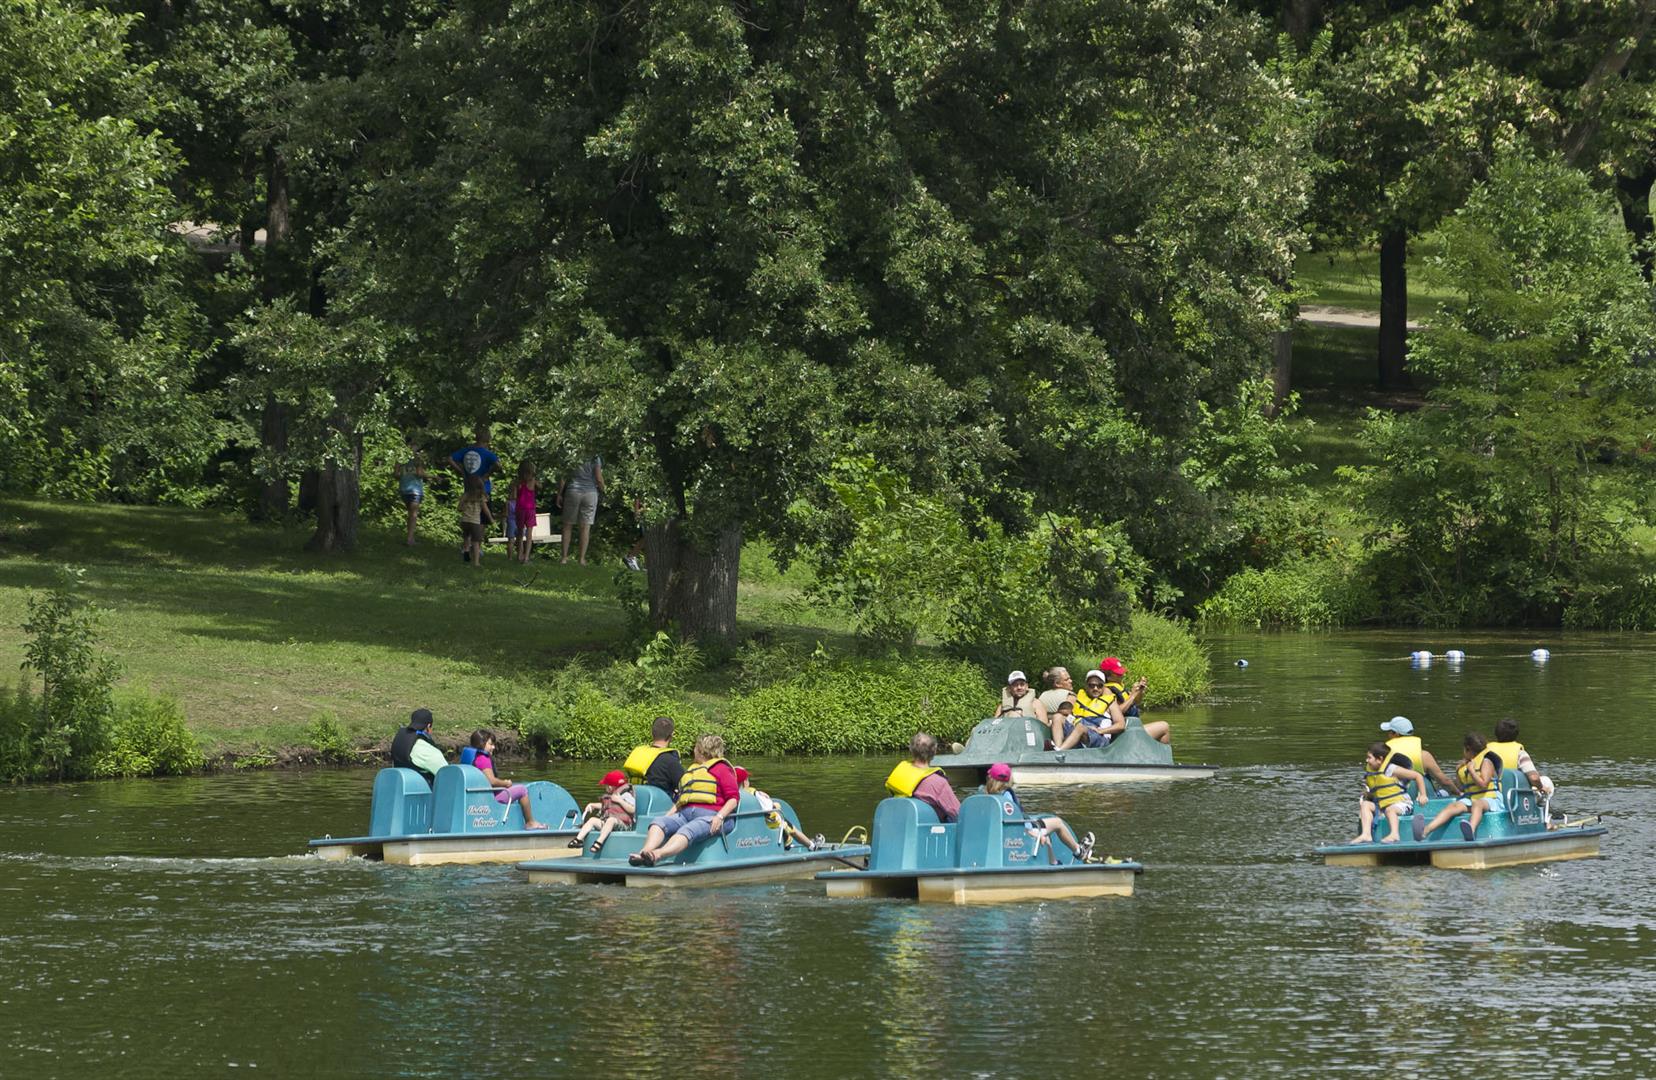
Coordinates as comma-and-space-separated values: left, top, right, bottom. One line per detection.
1316, 770, 1606, 870
933, 716, 1215, 786
817, 791, 1143, 905
308, 764, 583, 865
520, 786, 870, 888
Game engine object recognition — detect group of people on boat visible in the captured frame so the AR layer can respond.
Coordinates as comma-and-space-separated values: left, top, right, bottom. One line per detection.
995, 659, 1173, 749
390, 708, 554, 829
1354, 715, 1551, 844
885, 731, 1099, 863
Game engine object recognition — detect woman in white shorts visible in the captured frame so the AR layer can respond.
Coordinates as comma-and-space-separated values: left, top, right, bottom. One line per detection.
1413, 731, 1503, 842
558, 455, 605, 565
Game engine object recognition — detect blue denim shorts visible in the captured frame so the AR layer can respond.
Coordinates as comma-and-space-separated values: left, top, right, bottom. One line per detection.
1062, 721, 1110, 749
650, 806, 733, 844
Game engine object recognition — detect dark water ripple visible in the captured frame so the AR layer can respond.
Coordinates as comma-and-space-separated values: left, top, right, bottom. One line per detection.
2, 633, 1655, 1077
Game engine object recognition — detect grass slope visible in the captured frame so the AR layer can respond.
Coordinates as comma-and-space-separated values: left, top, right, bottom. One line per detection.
0, 500, 853, 756
1294, 236, 1461, 320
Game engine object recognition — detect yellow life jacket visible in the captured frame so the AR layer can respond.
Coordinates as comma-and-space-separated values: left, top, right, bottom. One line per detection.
1383, 735, 1423, 772
1364, 767, 1410, 810
1074, 689, 1113, 721
675, 757, 730, 808
1484, 740, 1525, 775
1457, 751, 1500, 801
886, 760, 943, 798
622, 744, 668, 784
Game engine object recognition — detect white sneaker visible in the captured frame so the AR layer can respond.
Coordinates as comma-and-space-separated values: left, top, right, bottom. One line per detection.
624, 556, 642, 571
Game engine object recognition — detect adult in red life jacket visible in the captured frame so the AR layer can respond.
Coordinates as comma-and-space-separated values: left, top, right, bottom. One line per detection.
390, 708, 447, 786
628, 734, 740, 867
884, 732, 961, 822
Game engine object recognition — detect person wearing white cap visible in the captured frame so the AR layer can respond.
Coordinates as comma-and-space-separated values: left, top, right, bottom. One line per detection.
1378, 716, 1460, 795
996, 671, 1049, 727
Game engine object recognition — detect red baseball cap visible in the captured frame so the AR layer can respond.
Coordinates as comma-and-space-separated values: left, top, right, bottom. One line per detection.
601, 769, 627, 786
734, 766, 750, 785
1099, 657, 1126, 677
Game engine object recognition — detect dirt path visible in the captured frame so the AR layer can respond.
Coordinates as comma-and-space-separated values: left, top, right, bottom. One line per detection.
1299, 305, 1422, 331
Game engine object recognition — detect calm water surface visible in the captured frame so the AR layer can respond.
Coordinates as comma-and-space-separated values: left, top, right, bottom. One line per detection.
3, 632, 1654, 1078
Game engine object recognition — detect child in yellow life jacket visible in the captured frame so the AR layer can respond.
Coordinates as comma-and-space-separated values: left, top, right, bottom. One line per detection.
569, 770, 636, 854
1351, 740, 1428, 844
1414, 731, 1502, 842
734, 766, 820, 851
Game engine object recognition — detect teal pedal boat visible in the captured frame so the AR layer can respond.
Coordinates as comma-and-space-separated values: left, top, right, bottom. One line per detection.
934, 716, 1216, 786
308, 764, 582, 866
1316, 770, 1606, 870
818, 792, 1143, 905
520, 786, 870, 888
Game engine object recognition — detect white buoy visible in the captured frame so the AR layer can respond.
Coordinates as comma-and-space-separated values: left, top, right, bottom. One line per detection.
1235, 659, 1249, 668
1445, 649, 1466, 662
1410, 650, 1432, 661
1531, 648, 1551, 662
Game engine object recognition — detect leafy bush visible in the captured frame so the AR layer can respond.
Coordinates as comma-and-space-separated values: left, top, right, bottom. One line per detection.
633, 631, 705, 695
723, 658, 994, 755
1198, 555, 1380, 630
90, 693, 204, 778
304, 711, 357, 762
1563, 570, 1656, 631
497, 663, 715, 761
0, 682, 36, 782
732, 637, 817, 693
21, 570, 119, 779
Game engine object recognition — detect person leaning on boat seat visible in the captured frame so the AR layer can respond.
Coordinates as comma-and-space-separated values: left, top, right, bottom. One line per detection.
1094, 657, 1172, 745
1037, 666, 1075, 717
390, 708, 447, 787
622, 715, 685, 795
628, 734, 741, 867
885, 732, 961, 823
1486, 717, 1553, 796
1378, 716, 1460, 796
996, 670, 1048, 726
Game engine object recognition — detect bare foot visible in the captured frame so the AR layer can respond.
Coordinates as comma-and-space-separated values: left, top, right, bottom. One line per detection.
1348, 835, 1371, 845
1381, 834, 1400, 844
525, 822, 549, 831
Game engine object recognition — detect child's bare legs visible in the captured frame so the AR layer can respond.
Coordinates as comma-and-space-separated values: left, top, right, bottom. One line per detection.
1421, 800, 1468, 838
592, 816, 620, 850
1465, 799, 1490, 837
1350, 801, 1378, 844
1040, 816, 1082, 857
404, 499, 419, 545
1054, 721, 1086, 751
518, 792, 545, 829
1379, 803, 1404, 843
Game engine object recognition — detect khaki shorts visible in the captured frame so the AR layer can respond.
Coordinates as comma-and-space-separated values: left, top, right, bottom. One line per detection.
564, 489, 599, 526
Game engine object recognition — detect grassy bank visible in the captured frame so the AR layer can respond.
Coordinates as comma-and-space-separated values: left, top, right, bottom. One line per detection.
0, 499, 1209, 765
1294, 237, 1461, 320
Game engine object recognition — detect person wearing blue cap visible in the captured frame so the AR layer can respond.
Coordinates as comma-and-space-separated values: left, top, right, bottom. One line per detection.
1379, 716, 1460, 796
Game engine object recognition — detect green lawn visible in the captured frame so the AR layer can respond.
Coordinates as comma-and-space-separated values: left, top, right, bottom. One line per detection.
1294, 235, 1461, 320
0, 499, 853, 756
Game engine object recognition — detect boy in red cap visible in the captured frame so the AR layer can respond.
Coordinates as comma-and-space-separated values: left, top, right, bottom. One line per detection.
569, 769, 636, 854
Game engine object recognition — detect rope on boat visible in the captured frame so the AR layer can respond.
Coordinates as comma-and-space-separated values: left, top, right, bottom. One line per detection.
839, 825, 868, 846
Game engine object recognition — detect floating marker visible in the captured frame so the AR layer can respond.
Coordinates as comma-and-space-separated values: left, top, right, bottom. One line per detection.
1531, 648, 1551, 662
1410, 650, 1432, 661
1445, 649, 1466, 662
1235, 659, 1249, 668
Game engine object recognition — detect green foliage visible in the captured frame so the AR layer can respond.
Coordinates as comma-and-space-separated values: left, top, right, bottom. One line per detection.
1112, 613, 1214, 708
1198, 556, 1380, 630
90, 693, 204, 779
732, 638, 816, 694
20, 569, 118, 779
1350, 152, 1656, 625
797, 457, 973, 650
0, 682, 35, 783
633, 631, 705, 696
948, 516, 1149, 676
723, 659, 995, 756
303, 711, 356, 764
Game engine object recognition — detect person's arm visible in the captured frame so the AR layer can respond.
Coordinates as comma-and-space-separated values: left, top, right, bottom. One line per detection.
1101, 699, 1128, 738
448, 448, 465, 475
1393, 764, 1428, 803
1480, 758, 1498, 790
409, 739, 447, 776
1422, 750, 1461, 795
1125, 677, 1147, 711
593, 462, 605, 494
619, 791, 636, 812
478, 760, 510, 789
707, 766, 740, 831
1033, 697, 1048, 725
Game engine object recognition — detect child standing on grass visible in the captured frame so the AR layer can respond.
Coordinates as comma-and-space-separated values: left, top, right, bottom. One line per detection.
468, 730, 548, 830
511, 462, 537, 564
395, 440, 427, 547
1351, 740, 1428, 844
1414, 732, 1502, 842
458, 474, 491, 567
569, 770, 635, 854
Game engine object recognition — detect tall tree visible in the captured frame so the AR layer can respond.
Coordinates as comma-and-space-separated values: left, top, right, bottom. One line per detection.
328, 0, 1310, 637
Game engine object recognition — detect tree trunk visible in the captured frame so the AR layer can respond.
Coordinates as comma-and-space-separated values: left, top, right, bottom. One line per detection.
1619, 169, 1655, 278
307, 429, 362, 552
642, 518, 742, 643
1378, 229, 1410, 389
256, 145, 294, 521
1282, 0, 1322, 48
1269, 326, 1293, 415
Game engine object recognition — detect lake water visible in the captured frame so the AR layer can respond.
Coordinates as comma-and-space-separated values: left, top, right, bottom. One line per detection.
2, 632, 1653, 1077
